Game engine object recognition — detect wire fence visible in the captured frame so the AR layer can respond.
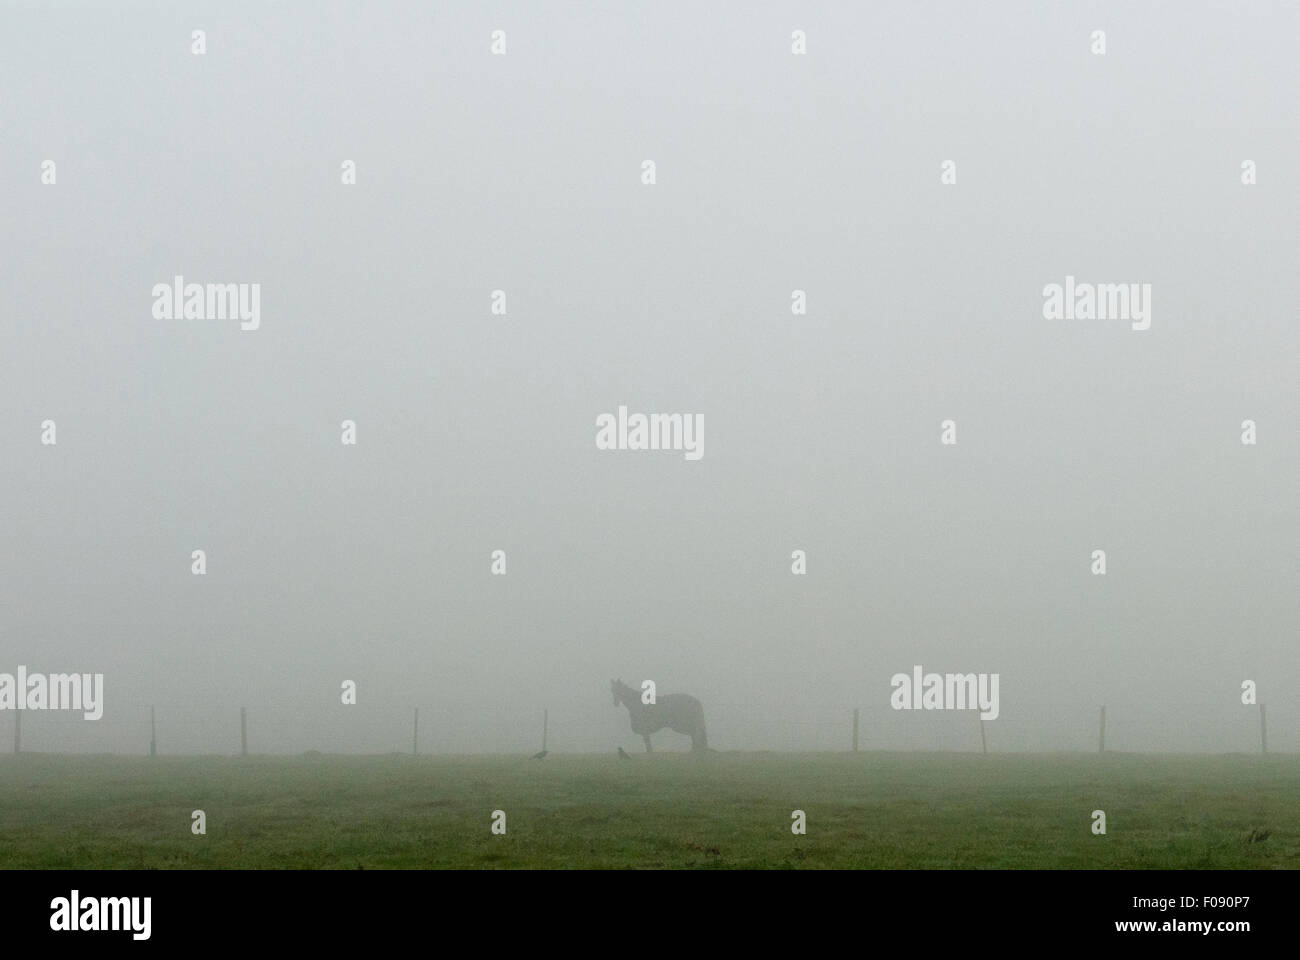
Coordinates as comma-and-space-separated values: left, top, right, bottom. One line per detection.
0, 697, 1289, 756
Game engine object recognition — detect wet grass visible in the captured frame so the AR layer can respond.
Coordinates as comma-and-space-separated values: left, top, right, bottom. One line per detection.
1, 751, 1296, 868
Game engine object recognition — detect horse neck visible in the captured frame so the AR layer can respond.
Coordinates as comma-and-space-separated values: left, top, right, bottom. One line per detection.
616, 687, 641, 711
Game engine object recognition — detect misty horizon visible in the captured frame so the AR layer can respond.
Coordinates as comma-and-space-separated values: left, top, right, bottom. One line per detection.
2, 1, 1297, 758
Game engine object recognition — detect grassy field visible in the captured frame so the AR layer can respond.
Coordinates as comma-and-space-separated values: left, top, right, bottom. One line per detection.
0, 751, 1296, 869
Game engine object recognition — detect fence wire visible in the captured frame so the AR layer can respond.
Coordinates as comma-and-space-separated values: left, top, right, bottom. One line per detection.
0, 698, 1288, 756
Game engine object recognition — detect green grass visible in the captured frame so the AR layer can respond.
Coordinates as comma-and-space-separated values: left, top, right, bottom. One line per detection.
0, 751, 1296, 868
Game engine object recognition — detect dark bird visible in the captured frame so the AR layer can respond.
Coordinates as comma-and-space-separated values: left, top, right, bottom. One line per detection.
617, 747, 631, 760
531, 750, 548, 760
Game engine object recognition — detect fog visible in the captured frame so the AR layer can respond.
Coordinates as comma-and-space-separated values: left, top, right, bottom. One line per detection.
2, 1, 1297, 756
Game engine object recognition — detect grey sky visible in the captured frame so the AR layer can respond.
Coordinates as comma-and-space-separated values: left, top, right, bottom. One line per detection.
2, 1, 1298, 754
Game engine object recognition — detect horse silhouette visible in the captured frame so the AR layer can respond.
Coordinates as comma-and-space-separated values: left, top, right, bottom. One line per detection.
611, 678, 708, 752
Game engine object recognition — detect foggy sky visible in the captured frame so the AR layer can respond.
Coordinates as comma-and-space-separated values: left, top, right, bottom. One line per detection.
2, 1, 1298, 755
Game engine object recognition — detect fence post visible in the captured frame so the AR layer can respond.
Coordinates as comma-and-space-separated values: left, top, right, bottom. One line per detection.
150, 706, 157, 757
852, 709, 859, 752
12, 709, 19, 754
542, 709, 548, 752
240, 707, 247, 757
1260, 703, 1268, 755
1098, 705, 1106, 753
413, 707, 419, 756
980, 715, 987, 755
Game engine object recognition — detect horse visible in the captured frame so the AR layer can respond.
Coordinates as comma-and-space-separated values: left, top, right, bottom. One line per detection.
611, 678, 708, 752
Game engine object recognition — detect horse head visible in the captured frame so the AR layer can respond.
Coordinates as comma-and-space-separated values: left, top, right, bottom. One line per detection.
611, 678, 630, 707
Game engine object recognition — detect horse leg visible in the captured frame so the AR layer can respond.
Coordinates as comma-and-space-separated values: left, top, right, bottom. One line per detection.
643, 733, 653, 754
691, 708, 708, 751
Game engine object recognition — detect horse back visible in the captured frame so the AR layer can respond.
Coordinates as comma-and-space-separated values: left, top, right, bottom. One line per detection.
660, 692, 701, 711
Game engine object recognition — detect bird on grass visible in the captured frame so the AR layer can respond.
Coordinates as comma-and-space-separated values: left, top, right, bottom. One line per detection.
617, 747, 631, 760
531, 750, 548, 760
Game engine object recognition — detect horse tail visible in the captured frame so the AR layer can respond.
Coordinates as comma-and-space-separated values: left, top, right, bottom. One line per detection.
693, 700, 708, 751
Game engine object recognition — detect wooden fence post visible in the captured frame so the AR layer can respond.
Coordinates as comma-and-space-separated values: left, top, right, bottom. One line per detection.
150, 705, 157, 757
413, 707, 419, 756
240, 707, 248, 757
1260, 703, 1268, 755
1098, 705, 1106, 753
852, 709, 859, 752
